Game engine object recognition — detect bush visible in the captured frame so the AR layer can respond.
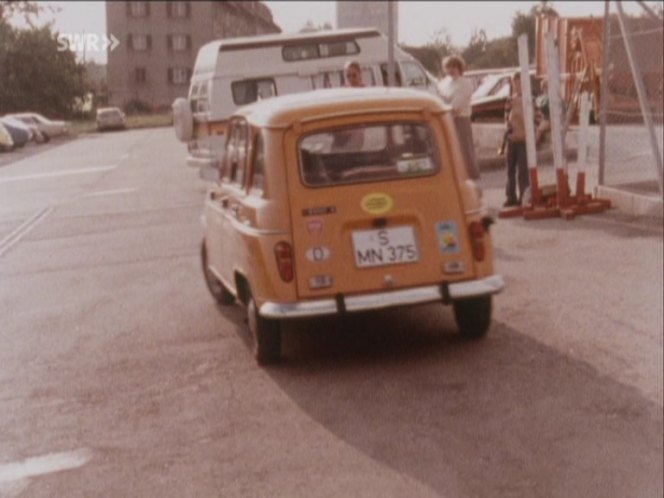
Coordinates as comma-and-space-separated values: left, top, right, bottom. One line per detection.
124, 99, 152, 115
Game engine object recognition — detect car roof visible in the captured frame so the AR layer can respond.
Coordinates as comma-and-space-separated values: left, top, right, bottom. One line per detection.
234, 87, 449, 129
97, 107, 123, 113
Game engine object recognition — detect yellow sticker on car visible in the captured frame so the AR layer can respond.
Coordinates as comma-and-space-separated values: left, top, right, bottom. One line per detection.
361, 193, 393, 215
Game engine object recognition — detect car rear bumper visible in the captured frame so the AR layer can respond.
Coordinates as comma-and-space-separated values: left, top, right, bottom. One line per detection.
259, 275, 505, 319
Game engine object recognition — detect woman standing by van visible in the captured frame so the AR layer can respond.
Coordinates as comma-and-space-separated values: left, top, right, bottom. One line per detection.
437, 55, 480, 180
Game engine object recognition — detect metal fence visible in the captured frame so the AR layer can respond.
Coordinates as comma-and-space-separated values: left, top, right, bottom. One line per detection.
596, 2, 663, 196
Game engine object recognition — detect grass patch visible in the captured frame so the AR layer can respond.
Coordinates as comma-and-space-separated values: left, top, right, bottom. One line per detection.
69, 112, 173, 136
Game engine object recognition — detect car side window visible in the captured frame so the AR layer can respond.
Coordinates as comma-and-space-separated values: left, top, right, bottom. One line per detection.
221, 122, 236, 182
250, 132, 265, 196
229, 121, 248, 188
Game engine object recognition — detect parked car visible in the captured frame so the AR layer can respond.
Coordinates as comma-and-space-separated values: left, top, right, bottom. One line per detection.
470, 70, 541, 122
0, 123, 14, 151
96, 107, 127, 131
200, 87, 505, 364
0, 117, 31, 148
1, 115, 47, 143
7, 112, 69, 140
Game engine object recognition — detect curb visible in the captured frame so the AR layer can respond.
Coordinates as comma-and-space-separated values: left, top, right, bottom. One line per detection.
595, 185, 663, 219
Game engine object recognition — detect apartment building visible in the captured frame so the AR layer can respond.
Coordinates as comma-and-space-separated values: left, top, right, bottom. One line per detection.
106, 1, 280, 109
336, 1, 398, 41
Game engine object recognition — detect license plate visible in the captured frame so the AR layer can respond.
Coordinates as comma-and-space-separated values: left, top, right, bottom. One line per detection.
352, 226, 419, 268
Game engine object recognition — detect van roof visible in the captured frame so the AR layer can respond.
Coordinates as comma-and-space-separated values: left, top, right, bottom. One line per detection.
234, 87, 449, 128
205, 28, 382, 53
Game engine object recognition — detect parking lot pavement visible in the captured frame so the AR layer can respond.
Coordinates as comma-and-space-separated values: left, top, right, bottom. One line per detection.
0, 136, 76, 168
0, 128, 661, 497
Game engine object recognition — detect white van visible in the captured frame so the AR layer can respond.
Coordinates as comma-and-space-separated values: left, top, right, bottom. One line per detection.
172, 28, 439, 177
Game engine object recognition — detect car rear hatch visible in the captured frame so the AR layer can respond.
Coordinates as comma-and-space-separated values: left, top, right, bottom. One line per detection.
284, 116, 478, 300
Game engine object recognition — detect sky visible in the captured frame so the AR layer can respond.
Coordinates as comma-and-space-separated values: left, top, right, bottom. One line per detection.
16, 1, 648, 64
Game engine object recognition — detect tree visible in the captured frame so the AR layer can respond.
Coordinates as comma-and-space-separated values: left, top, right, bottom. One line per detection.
462, 29, 488, 70
0, 0, 50, 26
0, 17, 86, 117
401, 28, 456, 77
512, 0, 558, 63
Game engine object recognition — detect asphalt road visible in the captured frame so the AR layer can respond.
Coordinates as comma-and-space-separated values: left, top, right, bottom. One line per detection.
0, 128, 662, 497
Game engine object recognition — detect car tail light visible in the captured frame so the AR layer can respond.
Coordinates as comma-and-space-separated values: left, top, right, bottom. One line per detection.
469, 221, 485, 262
274, 242, 294, 282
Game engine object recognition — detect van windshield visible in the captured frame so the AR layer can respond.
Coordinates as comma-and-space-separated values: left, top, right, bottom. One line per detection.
299, 122, 439, 187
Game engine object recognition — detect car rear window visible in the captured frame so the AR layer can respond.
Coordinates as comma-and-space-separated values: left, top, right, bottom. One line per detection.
298, 122, 440, 187
98, 109, 122, 117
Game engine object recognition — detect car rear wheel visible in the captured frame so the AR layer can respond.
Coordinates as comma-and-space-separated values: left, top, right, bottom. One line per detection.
247, 296, 281, 365
201, 240, 235, 305
453, 296, 492, 339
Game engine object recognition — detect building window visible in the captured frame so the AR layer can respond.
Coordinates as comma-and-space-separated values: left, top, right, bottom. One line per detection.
128, 34, 152, 51
135, 67, 146, 84
167, 1, 190, 18
168, 67, 192, 85
167, 34, 191, 52
127, 1, 149, 17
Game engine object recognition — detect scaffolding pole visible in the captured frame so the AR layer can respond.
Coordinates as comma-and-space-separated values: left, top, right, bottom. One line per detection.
615, 0, 664, 194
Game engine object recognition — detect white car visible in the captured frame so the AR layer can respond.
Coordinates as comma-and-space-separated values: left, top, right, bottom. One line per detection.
8, 112, 70, 141
96, 107, 127, 131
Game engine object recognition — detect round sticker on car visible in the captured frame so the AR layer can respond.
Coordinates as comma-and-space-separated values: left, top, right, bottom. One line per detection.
361, 193, 393, 215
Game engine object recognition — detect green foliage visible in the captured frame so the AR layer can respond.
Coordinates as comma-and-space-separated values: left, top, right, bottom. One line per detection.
467, 37, 519, 70
0, 18, 86, 117
511, 1, 558, 63
0, 1, 42, 24
400, 43, 451, 78
401, 28, 455, 77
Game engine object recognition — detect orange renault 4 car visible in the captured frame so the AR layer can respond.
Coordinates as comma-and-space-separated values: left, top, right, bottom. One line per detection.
201, 87, 504, 364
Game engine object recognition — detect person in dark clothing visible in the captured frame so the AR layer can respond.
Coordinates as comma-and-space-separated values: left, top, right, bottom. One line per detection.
503, 72, 530, 207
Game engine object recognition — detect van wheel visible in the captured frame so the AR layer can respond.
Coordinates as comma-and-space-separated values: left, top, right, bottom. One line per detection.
247, 296, 281, 365
453, 296, 492, 339
201, 240, 235, 305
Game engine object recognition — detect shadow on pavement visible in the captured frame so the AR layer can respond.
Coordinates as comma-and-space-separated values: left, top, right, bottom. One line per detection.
220, 304, 663, 498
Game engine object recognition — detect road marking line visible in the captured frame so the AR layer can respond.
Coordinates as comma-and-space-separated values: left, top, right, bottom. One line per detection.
0, 165, 117, 184
83, 187, 137, 197
0, 448, 92, 483
0, 207, 53, 257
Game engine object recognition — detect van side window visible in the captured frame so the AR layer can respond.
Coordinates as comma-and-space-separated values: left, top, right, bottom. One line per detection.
312, 67, 374, 89
380, 63, 403, 87
400, 61, 428, 88
282, 40, 360, 61
231, 79, 277, 105
250, 132, 266, 195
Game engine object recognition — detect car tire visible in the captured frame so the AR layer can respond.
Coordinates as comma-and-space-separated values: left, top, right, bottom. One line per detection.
453, 296, 492, 339
42, 133, 50, 143
201, 240, 235, 305
247, 295, 281, 365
